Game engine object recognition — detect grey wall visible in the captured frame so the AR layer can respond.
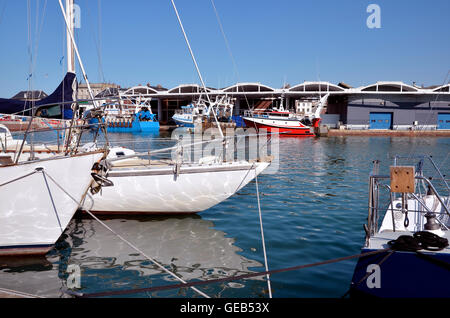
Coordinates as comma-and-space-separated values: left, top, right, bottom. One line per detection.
345, 94, 450, 126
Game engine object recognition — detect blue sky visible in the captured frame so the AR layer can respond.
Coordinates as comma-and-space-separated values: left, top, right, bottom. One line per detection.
0, 0, 449, 97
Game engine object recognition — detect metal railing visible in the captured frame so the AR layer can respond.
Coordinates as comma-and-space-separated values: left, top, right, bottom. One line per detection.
365, 158, 450, 246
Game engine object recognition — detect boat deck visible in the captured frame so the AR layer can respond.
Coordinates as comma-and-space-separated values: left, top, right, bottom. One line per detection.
368, 230, 450, 254
111, 159, 174, 168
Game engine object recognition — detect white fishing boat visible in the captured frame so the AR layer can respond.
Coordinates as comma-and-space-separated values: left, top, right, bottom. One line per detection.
172, 103, 203, 128
172, 95, 234, 128
350, 156, 449, 297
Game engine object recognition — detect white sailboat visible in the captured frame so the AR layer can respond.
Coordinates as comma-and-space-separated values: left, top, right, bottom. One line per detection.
0, 0, 108, 256
86, 2, 273, 215
350, 156, 450, 297
0, 151, 105, 256
89, 147, 271, 214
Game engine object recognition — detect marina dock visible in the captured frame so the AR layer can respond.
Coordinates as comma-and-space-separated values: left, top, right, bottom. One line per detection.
327, 129, 450, 137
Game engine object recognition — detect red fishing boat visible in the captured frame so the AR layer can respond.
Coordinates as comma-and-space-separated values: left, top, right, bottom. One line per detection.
242, 94, 329, 136
242, 110, 317, 136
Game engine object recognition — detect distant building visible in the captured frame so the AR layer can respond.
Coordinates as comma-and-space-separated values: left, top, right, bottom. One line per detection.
77, 83, 120, 100
295, 99, 314, 115
12, 90, 48, 102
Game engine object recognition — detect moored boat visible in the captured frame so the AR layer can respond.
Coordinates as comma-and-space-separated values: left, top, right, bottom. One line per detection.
88, 146, 272, 214
242, 110, 315, 136
172, 95, 234, 128
106, 106, 159, 133
242, 94, 329, 136
0, 0, 114, 257
349, 156, 450, 297
0, 150, 106, 256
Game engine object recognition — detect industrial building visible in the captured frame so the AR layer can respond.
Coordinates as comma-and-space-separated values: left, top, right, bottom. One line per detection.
91, 80, 450, 130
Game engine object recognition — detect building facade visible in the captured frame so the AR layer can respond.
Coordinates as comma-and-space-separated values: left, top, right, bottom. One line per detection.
92, 80, 450, 129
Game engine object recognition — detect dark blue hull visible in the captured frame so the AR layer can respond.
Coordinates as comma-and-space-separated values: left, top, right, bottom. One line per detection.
350, 249, 450, 298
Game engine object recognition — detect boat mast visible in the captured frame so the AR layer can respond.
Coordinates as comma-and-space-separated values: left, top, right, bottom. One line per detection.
59, 0, 108, 153
66, 0, 75, 74
58, 0, 97, 107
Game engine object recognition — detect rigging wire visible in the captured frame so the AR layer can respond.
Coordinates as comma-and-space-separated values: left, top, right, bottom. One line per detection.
0, 0, 6, 26
209, 3, 273, 298
210, 0, 252, 113
405, 69, 450, 161
30, 0, 48, 86
170, 0, 224, 140
85, 0, 105, 82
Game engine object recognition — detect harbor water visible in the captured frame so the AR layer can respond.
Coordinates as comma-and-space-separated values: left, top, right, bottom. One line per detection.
0, 134, 449, 298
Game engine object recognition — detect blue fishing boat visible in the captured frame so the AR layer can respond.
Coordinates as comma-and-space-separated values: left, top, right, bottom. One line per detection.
349, 156, 449, 297
106, 107, 159, 133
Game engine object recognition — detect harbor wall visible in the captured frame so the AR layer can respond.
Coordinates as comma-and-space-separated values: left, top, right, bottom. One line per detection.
327, 129, 450, 137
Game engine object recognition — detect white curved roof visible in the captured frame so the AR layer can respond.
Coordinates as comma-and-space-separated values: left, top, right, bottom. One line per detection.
289, 81, 345, 92
360, 81, 419, 92
223, 82, 274, 93
168, 84, 212, 94
123, 86, 159, 95
431, 84, 450, 92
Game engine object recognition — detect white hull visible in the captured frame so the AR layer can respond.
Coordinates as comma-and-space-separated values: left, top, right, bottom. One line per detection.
172, 114, 194, 127
90, 160, 270, 214
0, 152, 104, 255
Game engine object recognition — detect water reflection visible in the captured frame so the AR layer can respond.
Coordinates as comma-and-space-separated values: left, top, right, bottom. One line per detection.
0, 214, 263, 298
1, 136, 448, 298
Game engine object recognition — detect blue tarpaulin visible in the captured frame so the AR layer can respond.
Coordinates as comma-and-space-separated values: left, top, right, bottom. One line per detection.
0, 72, 77, 119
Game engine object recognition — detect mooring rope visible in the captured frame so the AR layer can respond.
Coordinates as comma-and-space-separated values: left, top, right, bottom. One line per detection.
42, 171, 210, 299
68, 248, 391, 298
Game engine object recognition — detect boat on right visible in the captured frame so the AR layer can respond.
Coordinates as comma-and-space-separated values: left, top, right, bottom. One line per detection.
349, 155, 449, 297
